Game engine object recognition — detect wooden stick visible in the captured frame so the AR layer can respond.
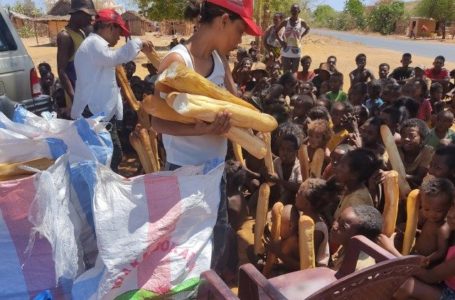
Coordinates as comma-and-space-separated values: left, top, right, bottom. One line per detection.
382, 171, 399, 236
299, 215, 315, 270
309, 148, 325, 178
263, 202, 284, 277
380, 125, 411, 198
402, 189, 420, 255
298, 144, 309, 181
129, 129, 153, 173
254, 183, 270, 255
263, 132, 274, 175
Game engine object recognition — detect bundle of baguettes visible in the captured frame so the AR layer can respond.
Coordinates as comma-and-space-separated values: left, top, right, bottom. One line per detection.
142, 62, 279, 160
0, 158, 54, 181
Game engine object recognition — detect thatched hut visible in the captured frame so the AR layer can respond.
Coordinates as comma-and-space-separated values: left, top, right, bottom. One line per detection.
121, 11, 154, 36
160, 20, 192, 36
408, 17, 436, 38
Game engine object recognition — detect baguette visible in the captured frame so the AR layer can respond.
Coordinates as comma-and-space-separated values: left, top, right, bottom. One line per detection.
263, 202, 284, 277
254, 183, 270, 255
116, 65, 140, 111
263, 132, 275, 175
309, 148, 325, 178
299, 215, 315, 270
402, 189, 420, 255
166, 92, 278, 132
298, 144, 309, 181
156, 62, 258, 111
380, 125, 411, 198
129, 130, 153, 173
143, 94, 195, 124
382, 171, 399, 236
232, 142, 245, 168
0, 158, 54, 181
226, 128, 266, 160
138, 126, 158, 173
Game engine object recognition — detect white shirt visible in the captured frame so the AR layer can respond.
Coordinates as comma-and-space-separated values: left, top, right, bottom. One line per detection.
161, 44, 227, 166
71, 33, 142, 121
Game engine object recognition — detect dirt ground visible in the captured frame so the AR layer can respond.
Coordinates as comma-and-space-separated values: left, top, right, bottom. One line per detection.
23, 31, 454, 93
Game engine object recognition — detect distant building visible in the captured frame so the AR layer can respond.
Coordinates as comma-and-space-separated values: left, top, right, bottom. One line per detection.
121, 11, 154, 36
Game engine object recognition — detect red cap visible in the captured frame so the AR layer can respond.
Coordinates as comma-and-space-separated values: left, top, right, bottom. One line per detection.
207, 0, 262, 36
95, 9, 130, 37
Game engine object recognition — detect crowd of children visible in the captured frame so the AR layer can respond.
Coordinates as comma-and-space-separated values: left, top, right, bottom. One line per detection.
224, 46, 455, 299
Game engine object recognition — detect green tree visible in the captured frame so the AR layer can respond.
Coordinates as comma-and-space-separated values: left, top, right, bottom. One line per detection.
9, 0, 42, 17
313, 4, 338, 28
344, 0, 366, 29
416, 0, 455, 39
137, 0, 186, 21
368, 1, 404, 35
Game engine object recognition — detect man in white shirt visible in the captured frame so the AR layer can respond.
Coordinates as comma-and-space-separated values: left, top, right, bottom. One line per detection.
71, 8, 154, 172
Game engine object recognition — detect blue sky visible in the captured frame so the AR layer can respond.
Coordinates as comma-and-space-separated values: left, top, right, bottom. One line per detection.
312, 0, 415, 11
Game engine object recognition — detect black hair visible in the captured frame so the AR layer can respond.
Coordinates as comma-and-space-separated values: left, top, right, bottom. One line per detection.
421, 178, 454, 206
327, 55, 337, 61
331, 101, 353, 114
38, 62, 51, 72
307, 106, 330, 121
435, 145, 455, 170
276, 120, 304, 148
435, 55, 446, 63
301, 178, 341, 225
335, 143, 355, 153
344, 148, 381, 183
402, 53, 412, 59
351, 205, 383, 241
437, 110, 455, 120
301, 55, 312, 63
379, 63, 390, 70
266, 103, 290, 124
394, 96, 419, 119
400, 118, 430, 140
381, 105, 408, 126
330, 72, 344, 81
355, 53, 366, 62
295, 94, 315, 109
278, 72, 297, 86
184, 1, 242, 23
368, 80, 382, 95
280, 134, 300, 150
430, 82, 443, 93
93, 21, 114, 32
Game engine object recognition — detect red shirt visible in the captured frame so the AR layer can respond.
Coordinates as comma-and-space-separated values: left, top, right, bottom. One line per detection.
417, 98, 432, 121
424, 68, 449, 81
297, 70, 315, 82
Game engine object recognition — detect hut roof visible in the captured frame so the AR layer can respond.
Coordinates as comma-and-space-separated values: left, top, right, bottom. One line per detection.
9, 11, 33, 20
35, 15, 71, 22
48, 0, 71, 16
121, 10, 152, 24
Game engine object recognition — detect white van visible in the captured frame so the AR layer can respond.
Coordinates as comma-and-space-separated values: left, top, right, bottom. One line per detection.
0, 7, 52, 115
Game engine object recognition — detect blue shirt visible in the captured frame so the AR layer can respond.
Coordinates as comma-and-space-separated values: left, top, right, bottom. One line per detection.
365, 98, 384, 112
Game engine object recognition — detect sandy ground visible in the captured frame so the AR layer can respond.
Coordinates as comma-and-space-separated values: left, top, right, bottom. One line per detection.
23, 31, 454, 92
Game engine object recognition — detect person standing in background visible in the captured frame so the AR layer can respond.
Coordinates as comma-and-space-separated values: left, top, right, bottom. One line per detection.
276, 4, 310, 74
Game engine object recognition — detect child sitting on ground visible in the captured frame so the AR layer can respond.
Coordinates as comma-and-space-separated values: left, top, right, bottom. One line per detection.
389, 53, 414, 84
380, 178, 453, 267
429, 82, 444, 109
381, 82, 401, 104
333, 148, 380, 219
378, 63, 392, 86
392, 204, 455, 300
268, 133, 303, 205
327, 102, 352, 151
365, 80, 384, 116
399, 118, 434, 188
296, 55, 315, 82
326, 72, 347, 103
426, 110, 455, 148
348, 82, 368, 106
292, 94, 314, 127
305, 119, 333, 174
428, 145, 455, 185
349, 53, 375, 86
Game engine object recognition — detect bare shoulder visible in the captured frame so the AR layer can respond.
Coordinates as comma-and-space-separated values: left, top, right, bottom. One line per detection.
157, 52, 185, 74
438, 222, 451, 238
57, 29, 71, 41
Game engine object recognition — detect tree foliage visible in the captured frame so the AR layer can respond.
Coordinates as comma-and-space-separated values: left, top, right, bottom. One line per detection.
137, 0, 186, 21
312, 4, 337, 28
368, 1, 404, 35
8, 0, 43, 17
344, 0, 366, 29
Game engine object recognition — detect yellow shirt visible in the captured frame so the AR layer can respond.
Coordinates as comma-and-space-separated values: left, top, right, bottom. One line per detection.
334, 185, 373, 220
327, 129, 349, 152
65, 27, 85, 61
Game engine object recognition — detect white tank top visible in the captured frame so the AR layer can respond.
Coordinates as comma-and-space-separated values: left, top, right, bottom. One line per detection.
162, 44, 227, 166
281, 18, 304, 58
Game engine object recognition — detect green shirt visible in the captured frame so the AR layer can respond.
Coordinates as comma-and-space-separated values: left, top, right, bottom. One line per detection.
426, 128, 455, 148
326, 90, 348, 102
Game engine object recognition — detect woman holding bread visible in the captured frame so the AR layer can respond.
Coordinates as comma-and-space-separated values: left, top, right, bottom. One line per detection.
151, 0, 261, 276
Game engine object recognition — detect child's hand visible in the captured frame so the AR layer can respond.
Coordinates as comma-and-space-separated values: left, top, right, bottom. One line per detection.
267, 173, 280, 183
377, 233, 397, 253
264, 238, 282, 255
194, 111, 231, 135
